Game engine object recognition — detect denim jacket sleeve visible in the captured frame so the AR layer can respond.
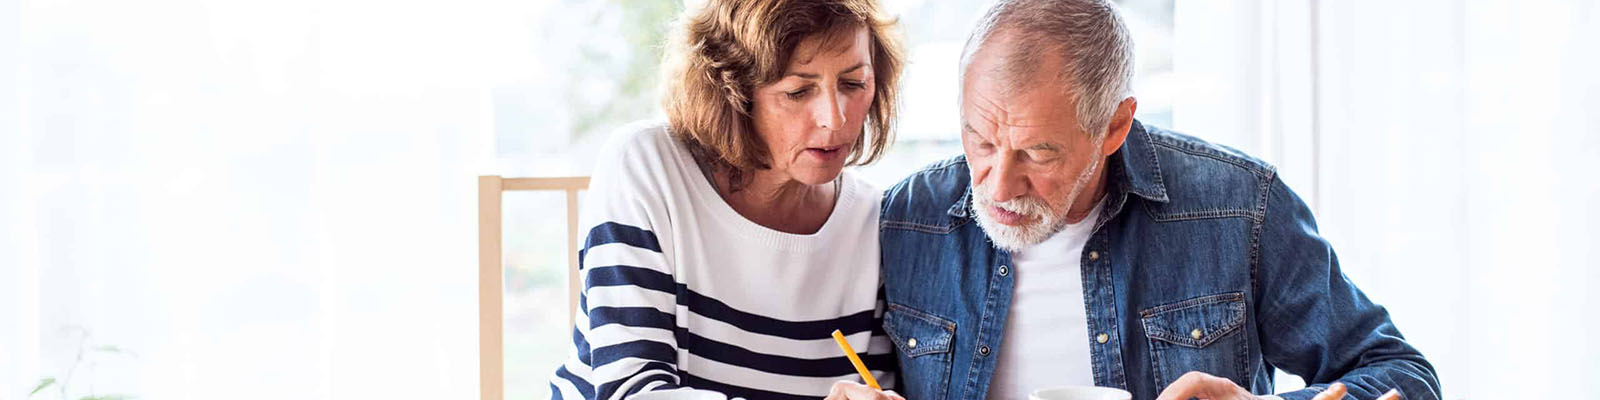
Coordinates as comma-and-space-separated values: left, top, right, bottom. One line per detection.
1255, 176, 1442, 400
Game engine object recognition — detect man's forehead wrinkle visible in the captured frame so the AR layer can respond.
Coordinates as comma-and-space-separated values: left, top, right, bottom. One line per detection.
960, 106, 998, 132
980, 87, 1049, 129
967, 88, 1006, 125
1003, 116, 1049, 128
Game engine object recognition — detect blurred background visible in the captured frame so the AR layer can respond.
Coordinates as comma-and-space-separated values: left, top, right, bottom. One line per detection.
1, 0, 1596, 399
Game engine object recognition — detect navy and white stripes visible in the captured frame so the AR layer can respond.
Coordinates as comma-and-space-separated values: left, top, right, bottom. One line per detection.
550, 222, 894, 400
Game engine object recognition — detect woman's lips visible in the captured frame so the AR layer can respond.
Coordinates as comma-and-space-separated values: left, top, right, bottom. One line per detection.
987, 205, 1030, 226
805, 145, 845, 161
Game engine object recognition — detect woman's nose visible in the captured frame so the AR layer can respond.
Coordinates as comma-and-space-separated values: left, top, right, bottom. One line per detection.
814, 90, 845, 130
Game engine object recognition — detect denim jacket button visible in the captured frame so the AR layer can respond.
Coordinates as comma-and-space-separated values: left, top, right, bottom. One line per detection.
998, 265, 1010, 276
978, 345, 991, 356
908, 337, 918, 348
1191, 328, 1204, 340
1089, 251, 1101, 260
1096, 333, 1109, 344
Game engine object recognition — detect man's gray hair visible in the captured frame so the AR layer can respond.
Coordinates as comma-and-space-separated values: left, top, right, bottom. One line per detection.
959, 0, 1135, 138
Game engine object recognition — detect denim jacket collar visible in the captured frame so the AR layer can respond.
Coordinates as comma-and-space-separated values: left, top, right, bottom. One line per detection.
946, 119, 1170, 220
1115, 120, 1171, 204
946, 187, 974, 218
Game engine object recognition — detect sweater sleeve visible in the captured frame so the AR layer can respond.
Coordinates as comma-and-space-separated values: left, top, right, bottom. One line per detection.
566, 125, 685, 400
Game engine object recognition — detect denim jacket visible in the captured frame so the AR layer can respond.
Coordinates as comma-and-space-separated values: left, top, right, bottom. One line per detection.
878, 120, 1440, 400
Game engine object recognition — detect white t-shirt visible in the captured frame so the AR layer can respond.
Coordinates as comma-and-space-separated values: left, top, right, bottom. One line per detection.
548, 121, 894, 400
987, 199, 1105, 400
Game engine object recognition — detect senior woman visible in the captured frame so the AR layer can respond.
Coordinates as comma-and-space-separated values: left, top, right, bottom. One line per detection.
546, 1, 906, 399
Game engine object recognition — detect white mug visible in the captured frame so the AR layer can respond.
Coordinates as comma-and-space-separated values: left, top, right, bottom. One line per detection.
1029, 386, 1133, 400
624, 388, 733, 400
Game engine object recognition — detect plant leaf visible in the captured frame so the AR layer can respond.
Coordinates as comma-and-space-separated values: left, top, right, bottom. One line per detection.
29, 377, 55, 397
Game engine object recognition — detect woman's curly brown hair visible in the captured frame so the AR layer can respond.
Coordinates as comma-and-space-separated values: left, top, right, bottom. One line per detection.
661, 0, 904, 188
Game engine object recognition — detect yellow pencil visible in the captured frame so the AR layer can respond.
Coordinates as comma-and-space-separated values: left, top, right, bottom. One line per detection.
830, 329, 883, 390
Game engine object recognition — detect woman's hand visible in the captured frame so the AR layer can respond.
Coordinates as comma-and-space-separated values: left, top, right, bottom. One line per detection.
824, 381, 906, 400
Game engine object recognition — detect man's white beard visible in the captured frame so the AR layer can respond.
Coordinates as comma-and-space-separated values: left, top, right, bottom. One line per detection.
972, 182, 1069, 252
971, 150, 1104, 252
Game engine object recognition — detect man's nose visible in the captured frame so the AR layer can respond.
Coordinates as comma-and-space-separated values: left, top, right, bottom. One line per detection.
988, 156, 1028, 202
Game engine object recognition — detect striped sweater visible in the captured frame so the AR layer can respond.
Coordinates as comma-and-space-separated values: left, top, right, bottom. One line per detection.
548, 121, 895, 400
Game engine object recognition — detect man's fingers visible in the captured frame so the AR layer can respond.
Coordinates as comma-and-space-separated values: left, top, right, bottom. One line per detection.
1153, 371, 1209, 400
1376, 388, 1401, 400
1153, 382, 1196, 400
1310, 382, 1347, 400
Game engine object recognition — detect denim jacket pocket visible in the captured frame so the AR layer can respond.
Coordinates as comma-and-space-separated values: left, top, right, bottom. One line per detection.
883, 303, 955, 400
1139, 292, 1249, 390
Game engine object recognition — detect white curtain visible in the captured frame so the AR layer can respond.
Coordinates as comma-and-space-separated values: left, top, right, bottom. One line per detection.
0, 0, 518, 398
1171, 1, 1600, 398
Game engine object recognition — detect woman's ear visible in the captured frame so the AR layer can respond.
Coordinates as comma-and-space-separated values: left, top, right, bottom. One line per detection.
1100, 97, 1138, 156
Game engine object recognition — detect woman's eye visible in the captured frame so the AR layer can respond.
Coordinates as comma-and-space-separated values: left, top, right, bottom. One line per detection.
785, 87, 811, 100
842, 80, 867, 90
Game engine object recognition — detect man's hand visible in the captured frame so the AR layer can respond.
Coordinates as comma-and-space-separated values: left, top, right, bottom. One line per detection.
1155, 371, 1265, 400
1159, 372, 1404, 400
824, 381, 906, 400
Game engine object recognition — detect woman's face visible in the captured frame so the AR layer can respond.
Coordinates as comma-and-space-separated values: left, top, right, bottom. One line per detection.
749, 26, 875, 186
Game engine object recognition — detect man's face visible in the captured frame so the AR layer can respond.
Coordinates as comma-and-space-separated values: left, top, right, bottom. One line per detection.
960, 43, 1105, 251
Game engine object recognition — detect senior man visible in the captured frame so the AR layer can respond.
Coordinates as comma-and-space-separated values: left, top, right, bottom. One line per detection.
829, 0, 1440, 399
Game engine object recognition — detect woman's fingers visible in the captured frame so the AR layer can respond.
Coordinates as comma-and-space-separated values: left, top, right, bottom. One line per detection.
1376, 388, 1402, 400
825, 381, 904, 400
1310, 382, 1347, 400
1308, 382, 1399, 400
